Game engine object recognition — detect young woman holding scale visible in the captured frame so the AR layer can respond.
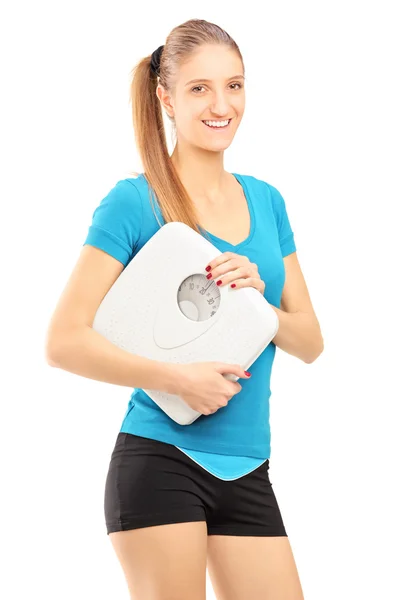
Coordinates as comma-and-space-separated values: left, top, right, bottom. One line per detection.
46, 18, 323, 600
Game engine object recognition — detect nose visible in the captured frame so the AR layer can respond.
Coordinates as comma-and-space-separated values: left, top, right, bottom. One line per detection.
209, 90, 231, 117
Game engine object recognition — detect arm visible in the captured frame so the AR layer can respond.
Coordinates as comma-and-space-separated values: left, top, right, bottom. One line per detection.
47, 325, 179, 394
271, 252, 324, 363
45, 244, 180, 395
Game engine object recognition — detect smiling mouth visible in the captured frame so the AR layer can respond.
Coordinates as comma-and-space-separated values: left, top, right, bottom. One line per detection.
202, 118, 232, 129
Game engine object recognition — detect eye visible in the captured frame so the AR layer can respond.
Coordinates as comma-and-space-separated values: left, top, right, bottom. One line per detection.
191, 85, 206, 93
191, 82, 244, 94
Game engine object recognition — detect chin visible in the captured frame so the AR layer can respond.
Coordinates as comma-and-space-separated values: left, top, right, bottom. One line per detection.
196, 141, 233, 153
197, 134, 236, 151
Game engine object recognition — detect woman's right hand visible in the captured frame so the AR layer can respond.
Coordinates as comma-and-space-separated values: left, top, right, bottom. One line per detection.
172, 361, 251, 416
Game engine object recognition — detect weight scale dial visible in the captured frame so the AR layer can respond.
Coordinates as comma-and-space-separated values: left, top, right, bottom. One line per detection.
177, 273, 221, 322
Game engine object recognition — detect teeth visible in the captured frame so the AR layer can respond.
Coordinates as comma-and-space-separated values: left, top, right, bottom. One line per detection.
204, 119, 230, 128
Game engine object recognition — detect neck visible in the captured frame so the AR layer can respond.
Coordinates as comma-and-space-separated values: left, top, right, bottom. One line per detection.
170, 142, 230, 204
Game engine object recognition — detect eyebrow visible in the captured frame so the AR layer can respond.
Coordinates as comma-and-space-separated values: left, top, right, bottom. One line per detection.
185, 74, 245, 86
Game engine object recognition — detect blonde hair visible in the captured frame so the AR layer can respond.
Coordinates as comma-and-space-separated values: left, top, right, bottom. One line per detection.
128, 18, 244, 237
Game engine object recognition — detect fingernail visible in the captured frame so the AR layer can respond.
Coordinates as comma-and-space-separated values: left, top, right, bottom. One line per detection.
205, 265, 211, 272
244, 371, 251, 377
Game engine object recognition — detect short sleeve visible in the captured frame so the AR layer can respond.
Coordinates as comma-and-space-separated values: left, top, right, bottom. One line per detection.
83, 179, 143, 267
268, 183, 297, 257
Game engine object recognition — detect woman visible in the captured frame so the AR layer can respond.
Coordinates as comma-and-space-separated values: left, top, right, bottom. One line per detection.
46, 18, 323, 600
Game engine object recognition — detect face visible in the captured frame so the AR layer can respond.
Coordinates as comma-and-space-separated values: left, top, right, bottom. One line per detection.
157, 44, 245, 152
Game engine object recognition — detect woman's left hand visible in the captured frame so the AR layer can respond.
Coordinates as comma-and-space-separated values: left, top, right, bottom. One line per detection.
205, 251, 266, 295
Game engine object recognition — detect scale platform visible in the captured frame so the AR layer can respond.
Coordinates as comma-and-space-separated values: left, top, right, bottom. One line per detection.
92, 222, 279, 425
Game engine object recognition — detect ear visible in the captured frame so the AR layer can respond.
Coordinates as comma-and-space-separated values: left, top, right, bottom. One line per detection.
156, 85, 174, 118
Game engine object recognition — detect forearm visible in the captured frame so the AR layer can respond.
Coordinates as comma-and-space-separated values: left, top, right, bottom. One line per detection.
46, 325, 180, 393
270, 306, 324, 363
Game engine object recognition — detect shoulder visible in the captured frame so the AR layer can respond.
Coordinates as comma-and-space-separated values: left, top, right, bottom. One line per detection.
234, 172, 283, 208
112, 172, 147, 198
91, 174, 146, 226
97, 173, 148, 215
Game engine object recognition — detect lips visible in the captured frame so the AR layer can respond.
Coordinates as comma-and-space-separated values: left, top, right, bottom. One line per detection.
202, 118, 232, 129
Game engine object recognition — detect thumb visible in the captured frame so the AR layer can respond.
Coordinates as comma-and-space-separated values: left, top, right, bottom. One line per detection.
214, 362, 251, 379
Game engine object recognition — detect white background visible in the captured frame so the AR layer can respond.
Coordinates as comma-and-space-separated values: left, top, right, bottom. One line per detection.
2, 1, 399, 598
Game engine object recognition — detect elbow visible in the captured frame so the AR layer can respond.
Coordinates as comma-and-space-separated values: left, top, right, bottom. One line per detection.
45, 324, 84, 366
45, 323, 86, 367
45, 348, 60, 367
46, 354, 60, 367
303, 337, 324, 364
45, 337, 63, 367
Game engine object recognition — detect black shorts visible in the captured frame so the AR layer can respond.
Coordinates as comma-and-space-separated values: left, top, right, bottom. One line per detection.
104, 432, 287, 537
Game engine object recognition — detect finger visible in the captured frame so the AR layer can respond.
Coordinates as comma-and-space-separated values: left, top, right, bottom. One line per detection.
229, 277, 264, 292
207, 259, 241, 280
213, 268, 245, 287
205, 252, 233, 272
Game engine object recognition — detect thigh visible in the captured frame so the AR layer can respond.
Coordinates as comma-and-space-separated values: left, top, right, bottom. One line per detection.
104, 433, 207, 533
104, 433, 209, 599
110, 521, 208, 600
206, 459, 287, 537
207, 534, 304, 600
206, 461, 303, 599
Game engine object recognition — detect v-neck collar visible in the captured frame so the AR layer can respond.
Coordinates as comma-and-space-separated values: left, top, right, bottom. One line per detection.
199, 173, 256, 250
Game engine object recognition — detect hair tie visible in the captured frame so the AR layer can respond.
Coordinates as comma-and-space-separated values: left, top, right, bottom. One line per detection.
150, 45, 164, 76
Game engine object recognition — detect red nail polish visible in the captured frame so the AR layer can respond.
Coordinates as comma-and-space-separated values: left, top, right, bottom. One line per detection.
205, 265, 211, 272
216, 280, 222, 286
244, 371, 251, 377
206, 273, 212, 279
230, 283, 236, 288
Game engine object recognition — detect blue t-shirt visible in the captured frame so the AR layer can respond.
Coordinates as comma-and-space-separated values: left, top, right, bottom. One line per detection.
83, 172, 296, 480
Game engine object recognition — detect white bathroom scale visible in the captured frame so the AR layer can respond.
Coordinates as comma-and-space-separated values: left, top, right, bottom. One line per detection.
92, 222, 279, 425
